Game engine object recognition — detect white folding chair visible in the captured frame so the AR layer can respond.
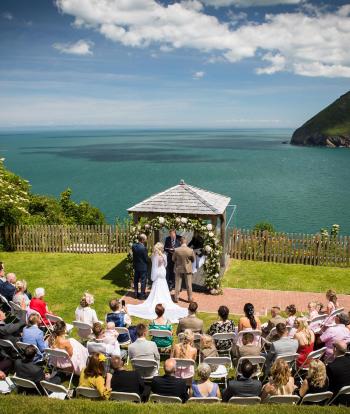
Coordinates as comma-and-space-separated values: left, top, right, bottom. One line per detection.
275, 353, 299, 371
265, 395, 300, 404
46, 313, 73, 334
149, 329, 173, 354
87, 341, 109, 355
72, 320, 92, 340
76, 386, 101, 399
236, 330, 262, 347
295, 347, 326, 379
203, 356, 231, 387
131, 358, 159, 380
115, 327, 132, 346
149, 393, 182, 403
300, 391, 333, 405
322, 307, 345, 327
16, 341, 40, 355
10, 376, 42, 395
235, 356, 266, 379
328, 385, 350, 405
212, 332, 236, 361
0, 294, 16, 321
174, 358, 195, 382
228, 396, 261, 405
0, 338, 21, 358
309, 314, 328, 324
40, 380, 73, 399
9, 301, 24, 317
188, 397, 220, 403
110, 391, 141, 403
44, 348, 74, 389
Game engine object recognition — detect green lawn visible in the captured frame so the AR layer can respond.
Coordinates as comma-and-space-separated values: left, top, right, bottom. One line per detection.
223, 260, 350, 294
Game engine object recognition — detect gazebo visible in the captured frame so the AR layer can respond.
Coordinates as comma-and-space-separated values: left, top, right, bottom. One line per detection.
127, 180, 231, 266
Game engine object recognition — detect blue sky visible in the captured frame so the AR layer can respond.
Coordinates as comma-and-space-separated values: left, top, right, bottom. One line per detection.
0, 0, 349, 128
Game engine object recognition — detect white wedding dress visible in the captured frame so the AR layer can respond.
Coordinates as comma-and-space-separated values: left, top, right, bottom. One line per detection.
127, 253, 188, 323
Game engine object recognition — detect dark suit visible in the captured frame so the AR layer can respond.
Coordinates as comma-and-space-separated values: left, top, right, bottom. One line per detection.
151, 374, 188, 402
0, 281, 15, 302
222, 377, 262, 401
0, 310, 26, 343
327, 355, 350, 405
111, 369, 148, 400
132, 242, 148, 296
164, 235, 181, 288
14, 359, 45, 384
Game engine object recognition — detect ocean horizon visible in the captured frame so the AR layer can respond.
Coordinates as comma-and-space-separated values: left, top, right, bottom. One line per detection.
1, 128, 349, 235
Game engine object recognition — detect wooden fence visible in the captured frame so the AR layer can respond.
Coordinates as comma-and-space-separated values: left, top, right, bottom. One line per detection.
227, 229, 350, 267
1, 225, 350, 267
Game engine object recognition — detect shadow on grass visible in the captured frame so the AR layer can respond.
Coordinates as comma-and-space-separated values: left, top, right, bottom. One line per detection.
101, 257, 130, 295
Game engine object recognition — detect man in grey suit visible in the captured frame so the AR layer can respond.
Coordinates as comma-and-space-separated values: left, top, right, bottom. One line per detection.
176, 302, 203, 335
128, 324, 160, 375
172, 237, 195, 303
265, 323, 298, 373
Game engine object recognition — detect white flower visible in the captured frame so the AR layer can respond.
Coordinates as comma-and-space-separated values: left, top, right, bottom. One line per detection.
214, 273, 219, 278
175, 217, 181, 223
204, 245, 212, 253
131, 226, 136, 232
206, 223, 213, 231
158, 216, 165, 224
129, 242, 133, 247
180, 217, 188, 224
144, 224, 150, 229
208, 232, 214, 237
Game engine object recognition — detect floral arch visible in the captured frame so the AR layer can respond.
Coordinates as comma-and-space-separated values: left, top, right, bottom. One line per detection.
127, 215, 222, 293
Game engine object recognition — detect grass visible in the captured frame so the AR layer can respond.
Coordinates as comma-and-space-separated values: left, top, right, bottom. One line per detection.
0, 395, 349, 414
223, 260, 350, 294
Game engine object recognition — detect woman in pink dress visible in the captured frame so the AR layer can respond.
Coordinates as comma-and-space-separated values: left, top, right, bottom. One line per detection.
324, 290, 339, 325
294, 318, 315, 367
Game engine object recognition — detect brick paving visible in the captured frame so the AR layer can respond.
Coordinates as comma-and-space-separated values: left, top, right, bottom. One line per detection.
122, 288, 350, 316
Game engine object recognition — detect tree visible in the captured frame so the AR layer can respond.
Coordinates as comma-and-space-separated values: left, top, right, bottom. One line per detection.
253, 221, 275, 234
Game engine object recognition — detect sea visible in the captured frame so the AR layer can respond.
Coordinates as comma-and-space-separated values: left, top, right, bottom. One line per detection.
0, 128, 349, 234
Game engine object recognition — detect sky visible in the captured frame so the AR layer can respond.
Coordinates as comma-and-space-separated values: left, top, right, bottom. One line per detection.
0, 0, 350, 128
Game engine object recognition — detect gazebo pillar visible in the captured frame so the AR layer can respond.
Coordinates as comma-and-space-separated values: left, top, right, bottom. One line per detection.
220, 212, 226, 267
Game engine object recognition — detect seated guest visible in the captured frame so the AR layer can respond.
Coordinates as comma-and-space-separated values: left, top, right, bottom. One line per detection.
79, 352, 110, 399
0, 273, 16, 303
149, 304, 173, 349
0, 308, 26, 343
299, 360, 328, 397
320, 312, 350, 362
106, 299, 133, 343
14, 345, 60, 391
307, 302, 319, 321
294, 317, 315, 367
128, 323, 160, 375
262, 306, 286, 336
222, 360, 262, 401
106, 355, 146, 399
265, 323, 298, 372
171, 329, 197, 379
285, 304, 297, 327
0, 262, 5, 282
238, 303, 261, 332
326, 340, 350, 405
75, 292, 99, 338
207, 305, 235, 351
22, 313, 47, 356
29, 287, 51, 326
48, 320, 88, 375
151, 358, 188, 403
176, 301, 203, 335
325, 289, 339, 315
92, 322, 122, 357
200, 334, 218, 360
13, 280, 30, 310
234, 332, 261, 360
191, 363, 221, 398
261, 359, 296, 401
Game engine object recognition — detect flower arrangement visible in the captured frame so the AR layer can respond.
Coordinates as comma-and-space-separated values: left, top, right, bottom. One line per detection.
127, 215, 222, 293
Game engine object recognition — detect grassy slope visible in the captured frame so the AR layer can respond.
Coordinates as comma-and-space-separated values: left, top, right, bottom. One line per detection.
223, 260, 350, 294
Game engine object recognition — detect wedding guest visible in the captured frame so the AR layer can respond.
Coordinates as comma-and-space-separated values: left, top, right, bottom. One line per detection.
176, 301, 203, 335
173, 236, 195, 303
22, 313, 47, 356
106, 355, 147, 400
151, 358, 188, 403
285, 304, 297, 327
164, 229, 181, 290
79, 352, 110, 399
207, 305, 235, 351
191, 363, 221, 398
13, 280, 30, 310
29, 287, 51, 326
299, 360, 328, 397
149, 304, 173, 349
307, 302, 319, 321
75, 292, 98, 338
235, 332, 261, 359
106, 299, 133, 343
326, 340, 350, 405
132, 233, 148, 300
294, 317, 315, 367
222, 360, 262, 401
48, 320, 88, 375
0, 262, 5, 282
171, 329, 197, 379
0, 273, 16, 302
92, 321, 122, 357
0, 308, 26, 343
261, 359, 296, 401
262, 306, 286, 336
325, 289, 339, 315
200, 334, 218, 361
320, 312, 350, 362
238, 303, 261, 331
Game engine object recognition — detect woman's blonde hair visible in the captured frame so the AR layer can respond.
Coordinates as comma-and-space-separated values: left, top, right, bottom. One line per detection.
15, 280, 26, 292
326, 289, 337, 304
179, 329, 194, 358
296, 317, 313, 345
200, 334, 215, 350
153, 242, 164, 256
270, 359, 291, 388
307, 360, 327, 388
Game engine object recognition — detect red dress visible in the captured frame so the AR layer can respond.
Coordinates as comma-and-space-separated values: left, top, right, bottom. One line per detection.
297, 342, 314, 367
29, 297, 49, 325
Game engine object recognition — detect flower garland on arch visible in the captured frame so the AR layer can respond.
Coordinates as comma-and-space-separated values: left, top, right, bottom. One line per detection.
126, 215, 222, 293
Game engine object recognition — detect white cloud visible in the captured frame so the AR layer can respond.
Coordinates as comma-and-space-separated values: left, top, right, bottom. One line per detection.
193, 71, 205, 79
55, 1, 350, 78
52, 39, 94, 55
201, 0, 301, 7
2, 12, 13, 20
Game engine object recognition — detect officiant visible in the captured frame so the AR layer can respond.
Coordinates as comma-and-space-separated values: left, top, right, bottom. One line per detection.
164, 229, 181, 290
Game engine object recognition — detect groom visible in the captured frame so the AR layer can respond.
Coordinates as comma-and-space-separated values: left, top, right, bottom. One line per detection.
172, 237, 195, 303
132, 234, 148, 300
164, 229, 181, 290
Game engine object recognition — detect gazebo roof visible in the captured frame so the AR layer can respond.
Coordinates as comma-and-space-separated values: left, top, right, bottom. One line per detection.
127, 180, 231, 216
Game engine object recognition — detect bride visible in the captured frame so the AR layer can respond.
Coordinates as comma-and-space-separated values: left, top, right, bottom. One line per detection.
127, 242, 188, 323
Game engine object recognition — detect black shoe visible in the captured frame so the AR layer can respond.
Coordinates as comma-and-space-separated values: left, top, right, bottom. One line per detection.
139, 294, 147, 300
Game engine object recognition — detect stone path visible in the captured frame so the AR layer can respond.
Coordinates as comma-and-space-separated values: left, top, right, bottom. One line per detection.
122, 288, 350, 316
